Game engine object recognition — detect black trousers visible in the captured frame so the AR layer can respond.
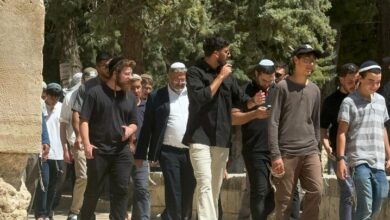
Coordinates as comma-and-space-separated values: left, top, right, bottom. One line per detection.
243, 153, 275, 219
80, 148, 133, 220
243, 153, 301, 219
159, 145, 196, 220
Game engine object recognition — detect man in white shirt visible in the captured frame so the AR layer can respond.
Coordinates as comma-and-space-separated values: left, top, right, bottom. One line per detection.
135, 62, 196, 220
34, 83, 64, 220
60, 68, 97, 220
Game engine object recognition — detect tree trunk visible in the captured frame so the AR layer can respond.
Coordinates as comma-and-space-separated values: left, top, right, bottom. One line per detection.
122, 22, 145, 74
59, 18, 81, 88
377, 0, 390, 81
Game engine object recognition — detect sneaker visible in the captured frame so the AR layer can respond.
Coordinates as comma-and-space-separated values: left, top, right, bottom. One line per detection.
67, 213, 78, 220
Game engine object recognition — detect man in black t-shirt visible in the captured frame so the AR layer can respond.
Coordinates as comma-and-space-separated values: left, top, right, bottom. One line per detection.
231, 59, 274, 219
320, 63, 358, 220
79, 58, 138, 220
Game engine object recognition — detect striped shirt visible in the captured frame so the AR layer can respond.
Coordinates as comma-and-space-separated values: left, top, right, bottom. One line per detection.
338, 91, 389, 170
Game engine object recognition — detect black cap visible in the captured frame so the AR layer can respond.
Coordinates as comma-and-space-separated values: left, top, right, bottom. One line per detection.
108, 56, 124, 73
292, 44, 322, 58
96, 52, 111, 63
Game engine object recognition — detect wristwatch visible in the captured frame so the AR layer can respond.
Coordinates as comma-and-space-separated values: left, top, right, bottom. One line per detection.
336, 155, 346, 162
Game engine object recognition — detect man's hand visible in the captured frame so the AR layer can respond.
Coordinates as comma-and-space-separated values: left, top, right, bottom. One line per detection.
271, 158, 285, 175
122, 125, 134, 141
253, 91, 266, 106
84, 144, 97, 159
74, 135, 83, 150
385, 160, 390, 173
218, 64, 232, 80
223, 169, 229, 180
324, 145, 335, 161
130, 143, 136, 154
63, 149, 73, 164
150, 161, 159, 167
255, 106, 271, 120
336, 160, 348, 180
42, 144, 50, 161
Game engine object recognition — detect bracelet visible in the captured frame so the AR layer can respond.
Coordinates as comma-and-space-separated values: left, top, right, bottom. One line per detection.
336, 155, 346, 162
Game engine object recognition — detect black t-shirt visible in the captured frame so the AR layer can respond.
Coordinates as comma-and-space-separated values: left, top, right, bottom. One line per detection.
80, 83, 138, 154
72, 77, 102, 112
183, 58, 250, 148
320, 90, 348, 152
234, 80, 275, 160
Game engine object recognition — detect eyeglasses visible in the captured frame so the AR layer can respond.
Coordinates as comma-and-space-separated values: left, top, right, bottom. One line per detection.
173, 79, 186, 84
276, 72, 283, 78
301, 57, 316, 65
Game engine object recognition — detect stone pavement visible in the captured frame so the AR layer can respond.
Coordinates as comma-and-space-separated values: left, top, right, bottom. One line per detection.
28, 211, 109, 220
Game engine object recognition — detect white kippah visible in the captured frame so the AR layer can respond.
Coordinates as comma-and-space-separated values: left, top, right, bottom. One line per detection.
170, 62, 186, 69
169, 62, 187, 73
259, 59, 274, 66
359, 65, 381, 73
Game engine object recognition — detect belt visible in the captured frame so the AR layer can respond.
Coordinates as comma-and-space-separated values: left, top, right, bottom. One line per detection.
162, 144, 189, 153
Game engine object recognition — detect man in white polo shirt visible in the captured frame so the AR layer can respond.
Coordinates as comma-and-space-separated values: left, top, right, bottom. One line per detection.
34, 83, 64, 220
135, 62, 196, 220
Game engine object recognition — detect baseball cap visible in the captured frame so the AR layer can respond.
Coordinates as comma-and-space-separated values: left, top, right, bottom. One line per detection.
292, 44, 322, 58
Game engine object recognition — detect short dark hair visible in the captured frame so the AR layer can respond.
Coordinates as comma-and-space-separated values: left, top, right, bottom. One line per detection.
338, 63, 358, 77
203, 36, 229, 57
275, 61, 289, 74
96, 52, 111, 64
359, 68, 381, 78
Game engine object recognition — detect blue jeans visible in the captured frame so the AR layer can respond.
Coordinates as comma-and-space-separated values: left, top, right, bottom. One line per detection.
331, 159, 353, 220
34, 159, 65, 218
352, 164, 389, 220
130, 160, 151, 220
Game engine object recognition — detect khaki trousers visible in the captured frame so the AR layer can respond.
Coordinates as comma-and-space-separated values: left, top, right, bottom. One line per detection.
189, 143, 229, 220
70, 147, 88, 214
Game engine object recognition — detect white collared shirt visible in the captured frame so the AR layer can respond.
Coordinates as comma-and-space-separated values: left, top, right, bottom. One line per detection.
46, 101, 64, 160
162, 85, 189, 149
59, 89, 78, 145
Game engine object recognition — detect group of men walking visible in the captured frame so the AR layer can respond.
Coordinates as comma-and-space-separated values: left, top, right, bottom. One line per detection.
35, 35, 390, 220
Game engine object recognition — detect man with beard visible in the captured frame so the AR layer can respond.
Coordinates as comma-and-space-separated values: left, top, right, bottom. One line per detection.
79, 58, 138, 220
182, 36, 262, 220
269, 44, 322, 220
231, 59, 274, 219
320, 63, 358, 220
135, 62, 196, 220
72, 52, 112, 153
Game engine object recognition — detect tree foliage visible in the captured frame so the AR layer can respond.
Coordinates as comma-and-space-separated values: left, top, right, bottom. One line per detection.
43, 0, 337, 87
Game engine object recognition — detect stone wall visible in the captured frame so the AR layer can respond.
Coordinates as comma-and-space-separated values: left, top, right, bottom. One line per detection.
0, 0, 45, 219
149, 173, 390, 220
